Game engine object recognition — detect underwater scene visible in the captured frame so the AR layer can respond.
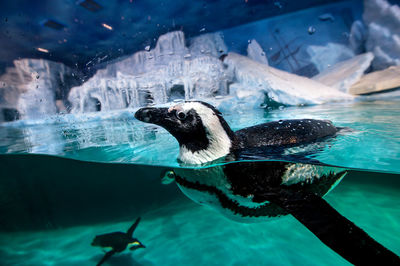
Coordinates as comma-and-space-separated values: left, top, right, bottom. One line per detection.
1, 0, 400, 265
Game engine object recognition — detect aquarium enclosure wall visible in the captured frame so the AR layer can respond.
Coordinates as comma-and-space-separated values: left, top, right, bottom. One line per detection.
0, 0, 399, 265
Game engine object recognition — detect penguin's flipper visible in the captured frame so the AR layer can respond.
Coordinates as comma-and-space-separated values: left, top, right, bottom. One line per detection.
127, 217, 141, 237
268, 189, 400, 265
96, 250, 116, 266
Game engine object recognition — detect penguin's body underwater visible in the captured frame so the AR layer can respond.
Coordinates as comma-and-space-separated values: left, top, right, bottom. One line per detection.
135, 101, 400, 265
91, 217, 145, 266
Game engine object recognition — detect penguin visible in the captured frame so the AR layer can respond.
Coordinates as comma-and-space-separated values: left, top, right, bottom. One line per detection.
91, 217, 145, 266
135, 101, 400, 265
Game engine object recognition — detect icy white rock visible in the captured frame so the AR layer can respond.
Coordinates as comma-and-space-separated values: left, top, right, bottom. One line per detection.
222, 53, 353, 106
307, 43, 355, 73
362, 0, 400, 70
189, 32, 227, 57
0, 59, 76, 121
312, 52, 374, 93
366, 22, 400, 70
69, 30, 359, 116
247, 39, 268, 65
363, 0, 400, 32
349, 65, 400, 95
68, 31, 229, 113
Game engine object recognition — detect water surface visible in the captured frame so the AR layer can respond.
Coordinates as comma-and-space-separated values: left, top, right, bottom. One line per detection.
1, 101, 399, 173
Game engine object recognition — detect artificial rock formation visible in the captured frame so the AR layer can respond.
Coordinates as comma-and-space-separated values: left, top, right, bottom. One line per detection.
69, 31, 356, 115
306, 43, 355, 73
222, 53, 353, 107
350, 0, 400, 70
0, 59, 78, 121
312, 52, 374, 93
349, 66, 400, 95
68, 31, 229, 113
247, 39, 269, 65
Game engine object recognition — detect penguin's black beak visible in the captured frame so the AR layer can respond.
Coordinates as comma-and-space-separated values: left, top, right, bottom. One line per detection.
135, 107, 169, 125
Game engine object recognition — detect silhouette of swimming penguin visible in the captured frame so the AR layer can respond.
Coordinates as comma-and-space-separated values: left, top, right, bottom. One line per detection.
135, 101, 400, 265
91, 217, 145, 266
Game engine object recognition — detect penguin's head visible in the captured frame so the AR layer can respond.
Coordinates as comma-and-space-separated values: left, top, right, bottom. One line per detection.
135, 101, 235, 164
128, 239, 146, 250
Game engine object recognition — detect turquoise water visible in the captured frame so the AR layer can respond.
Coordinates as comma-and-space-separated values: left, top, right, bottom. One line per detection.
0, 100, 399, 265
0, 156, 399, 266
1, 101, 400, 172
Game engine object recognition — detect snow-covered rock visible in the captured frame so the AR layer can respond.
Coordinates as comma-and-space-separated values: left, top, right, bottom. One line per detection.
307, 43, 355, 73
68, 31, 361, 115
366, 22, 400, 70
349, 65, 400, 95
247, 40, 268, 65
189, 32, 228, 58
363, 0, 400, 32
68, 31, 229, 113
222, 53, 353, 107
0, 59, 78, 121
312, 52, 374, 93
360, 0, 400, 70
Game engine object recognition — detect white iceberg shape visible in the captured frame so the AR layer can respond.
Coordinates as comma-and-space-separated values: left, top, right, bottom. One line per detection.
189, 32, 228, 58
0, 58, 77, 121
222, 53, 353, 106
355, 0, 400, 70
366, 22, 400, 70
247, 39, 268, 65
68, 31, 229, 113
350, 65, 400, 95
312, 52, 374, 93
307, 43, 355, 73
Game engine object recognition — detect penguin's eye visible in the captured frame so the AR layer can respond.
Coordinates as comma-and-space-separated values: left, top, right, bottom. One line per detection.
176, 111, 186, 120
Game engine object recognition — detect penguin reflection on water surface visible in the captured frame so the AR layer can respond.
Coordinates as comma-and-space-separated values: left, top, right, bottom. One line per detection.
135, 101, 400, 265
91, 217, 145, 266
